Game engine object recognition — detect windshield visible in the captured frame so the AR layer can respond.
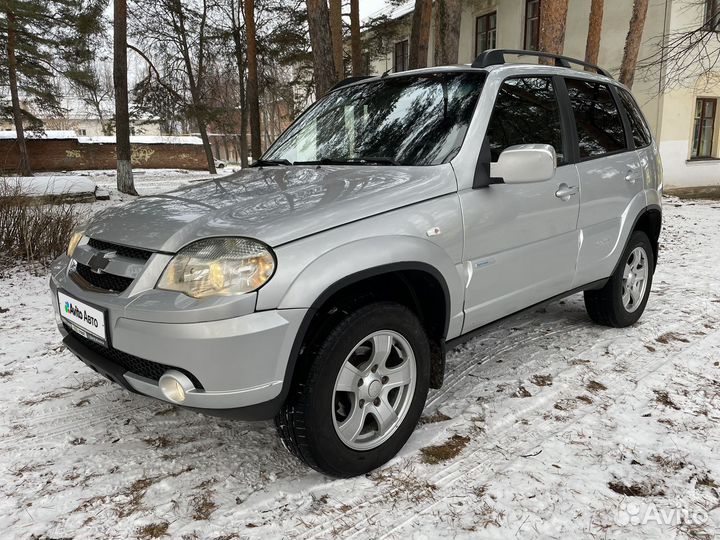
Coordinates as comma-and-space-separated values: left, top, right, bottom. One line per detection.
263, 72, 486, 166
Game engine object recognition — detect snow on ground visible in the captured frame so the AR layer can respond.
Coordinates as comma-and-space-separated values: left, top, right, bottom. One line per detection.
0, 177, 719, 539
0, 176, 98, 197
54, 168, 237, 199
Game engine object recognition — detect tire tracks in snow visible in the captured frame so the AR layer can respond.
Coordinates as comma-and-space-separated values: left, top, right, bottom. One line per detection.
376, 326, 720, 539
293, 310, 717, 540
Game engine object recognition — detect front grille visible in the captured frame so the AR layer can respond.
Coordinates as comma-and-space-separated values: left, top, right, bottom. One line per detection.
76, 263, 134, 293
88, 238, 153, 261
66, 324, 203, 389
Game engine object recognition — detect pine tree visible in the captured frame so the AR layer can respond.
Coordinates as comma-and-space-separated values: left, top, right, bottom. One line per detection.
408, 0, 432, 69
306, 0, 337, 96
434, 0, 461, 66
350, 0, 362, 76
245, 0, 261, 160
0, 0, 105, 176
585, 0, 604, 66
538, 0, 569, 58
619, 0, 650, 89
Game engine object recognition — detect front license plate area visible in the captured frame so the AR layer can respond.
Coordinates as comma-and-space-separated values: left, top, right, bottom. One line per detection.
57, 291, 108, 346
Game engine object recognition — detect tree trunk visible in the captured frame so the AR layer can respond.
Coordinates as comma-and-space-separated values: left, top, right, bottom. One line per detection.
329, 0, 344, 80
408, 0, 432, 69
619, 0, 649, 88
538, 0, 569, 59
245, 0, 262, 160
173, 0, 216, 174
350, 0, 362, 76
584, 0, 604, 66
7, 10, 31, 177
113, 0, 136, 194
230, 0, 249, 167
434, 0, 461, 66
307, 0, 338, 96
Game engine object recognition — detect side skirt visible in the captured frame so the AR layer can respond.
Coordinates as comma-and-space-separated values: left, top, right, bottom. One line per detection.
445, 278, 608, 351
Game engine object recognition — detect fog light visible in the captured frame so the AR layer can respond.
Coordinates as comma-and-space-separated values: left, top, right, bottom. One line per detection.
158, 370, 195, 403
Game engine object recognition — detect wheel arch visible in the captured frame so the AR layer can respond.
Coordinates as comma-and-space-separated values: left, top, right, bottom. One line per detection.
281, 262, 453, 405
632, 204, 662, 265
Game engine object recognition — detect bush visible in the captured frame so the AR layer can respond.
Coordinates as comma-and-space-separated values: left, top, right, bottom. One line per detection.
0, 183, 82, 269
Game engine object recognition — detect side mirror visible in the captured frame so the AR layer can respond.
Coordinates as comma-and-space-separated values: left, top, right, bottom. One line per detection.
490, 144, 557, 184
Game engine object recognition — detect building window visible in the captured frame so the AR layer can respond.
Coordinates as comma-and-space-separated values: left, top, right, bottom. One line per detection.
692, 98, 717, 158
524, 0, 541, 51
394, 39, 409, 73
77, 129, 87, 136
475, 12, 497, 56
706, 0, 720, 30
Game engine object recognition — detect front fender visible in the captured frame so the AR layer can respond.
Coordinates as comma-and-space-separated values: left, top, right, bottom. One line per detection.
258, 235, 465, 340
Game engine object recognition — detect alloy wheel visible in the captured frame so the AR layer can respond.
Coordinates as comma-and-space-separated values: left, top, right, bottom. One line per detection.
332, 331, 417, 451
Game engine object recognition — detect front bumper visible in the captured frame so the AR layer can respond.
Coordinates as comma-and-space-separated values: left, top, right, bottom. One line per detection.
50, 255, 306, 419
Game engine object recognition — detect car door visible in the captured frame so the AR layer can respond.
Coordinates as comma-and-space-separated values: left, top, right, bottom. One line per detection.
459, 76, 581, 332
565, 78, 644, 288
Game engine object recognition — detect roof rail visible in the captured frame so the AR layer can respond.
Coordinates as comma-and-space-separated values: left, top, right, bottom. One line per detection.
471, 49, 613, 79
329, 76, 374, 92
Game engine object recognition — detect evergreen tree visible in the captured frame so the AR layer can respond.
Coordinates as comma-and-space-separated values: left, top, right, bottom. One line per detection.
0, 0, 105, 176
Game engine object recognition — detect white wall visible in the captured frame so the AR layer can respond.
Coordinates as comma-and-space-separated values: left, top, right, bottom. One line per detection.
366, 0, 720, 188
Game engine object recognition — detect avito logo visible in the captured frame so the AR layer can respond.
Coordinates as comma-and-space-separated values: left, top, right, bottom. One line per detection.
64, 301, 99, 328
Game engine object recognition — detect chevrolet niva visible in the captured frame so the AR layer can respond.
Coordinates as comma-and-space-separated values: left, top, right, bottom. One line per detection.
50, 50, 662, 477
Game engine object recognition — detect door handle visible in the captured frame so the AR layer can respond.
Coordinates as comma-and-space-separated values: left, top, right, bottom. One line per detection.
555, 184, 578, 201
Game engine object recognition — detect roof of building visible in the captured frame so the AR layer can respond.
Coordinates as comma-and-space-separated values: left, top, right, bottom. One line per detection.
367, 1, 414, 21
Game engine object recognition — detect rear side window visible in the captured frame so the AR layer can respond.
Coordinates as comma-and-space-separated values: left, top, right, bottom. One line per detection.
486, 77, 566, 164
618, 88, 652, 148
566, 79, 627, 159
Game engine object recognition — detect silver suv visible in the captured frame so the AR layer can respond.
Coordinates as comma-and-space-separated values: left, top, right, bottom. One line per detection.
50, 51, 662, 477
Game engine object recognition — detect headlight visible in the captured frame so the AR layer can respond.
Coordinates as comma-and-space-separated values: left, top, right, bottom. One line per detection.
157, 238, 275, 298
67, 230, 86, 257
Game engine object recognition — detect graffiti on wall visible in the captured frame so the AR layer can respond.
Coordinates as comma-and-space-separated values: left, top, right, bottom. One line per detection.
131, 146, 156, 164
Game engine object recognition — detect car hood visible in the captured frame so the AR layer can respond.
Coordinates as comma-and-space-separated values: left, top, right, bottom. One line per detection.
86, 164, 458, 252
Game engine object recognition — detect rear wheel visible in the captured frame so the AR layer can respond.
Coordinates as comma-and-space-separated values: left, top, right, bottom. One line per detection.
275, 302, 430, 477
584, 231, 654, 328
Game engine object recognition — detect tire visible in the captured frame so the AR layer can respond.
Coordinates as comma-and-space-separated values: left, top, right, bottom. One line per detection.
584, 230, 655, 328
275, 302, 430, 478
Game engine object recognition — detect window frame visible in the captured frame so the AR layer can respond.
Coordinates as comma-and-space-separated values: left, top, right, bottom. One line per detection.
524, 0, 541, 51
393, 39, 409, 73
485, 74, 575, 167
475, 11, 497, 57
261, 71, 488, 167
563, 77, 632, 163
616, 87, 653, 150
692, 97, 717, 159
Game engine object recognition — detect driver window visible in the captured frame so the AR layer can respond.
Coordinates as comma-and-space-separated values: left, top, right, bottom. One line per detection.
485, 76, 566, 164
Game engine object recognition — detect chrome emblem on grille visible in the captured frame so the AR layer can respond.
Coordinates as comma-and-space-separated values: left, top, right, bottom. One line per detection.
87, 250, 117, 273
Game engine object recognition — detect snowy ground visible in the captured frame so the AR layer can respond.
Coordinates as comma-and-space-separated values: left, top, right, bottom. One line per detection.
56, 168, 237, 198
1, 176, 719, 539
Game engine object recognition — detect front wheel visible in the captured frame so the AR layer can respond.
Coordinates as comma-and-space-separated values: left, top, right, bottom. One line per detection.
584, 230, 655, 328
275, 302, 430, 477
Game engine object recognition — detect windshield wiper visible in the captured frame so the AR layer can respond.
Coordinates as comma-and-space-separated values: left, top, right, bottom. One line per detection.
250, 158, 292, 167
293, 157, 349, 166
293, 156, 401, 166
